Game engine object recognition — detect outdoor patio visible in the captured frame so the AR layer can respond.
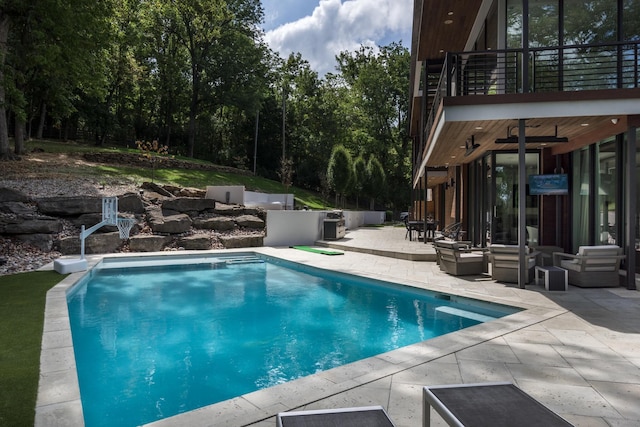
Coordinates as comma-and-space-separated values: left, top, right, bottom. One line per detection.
37, 225, 640, 427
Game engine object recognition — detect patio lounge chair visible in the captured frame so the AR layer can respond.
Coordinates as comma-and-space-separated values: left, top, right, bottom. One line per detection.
553, 244, 625, 287
433, 222, 465, 241
423, 382, 572, 427
434, 240, 485, 276
488, 244, 537, 283
277, 406, 395, 427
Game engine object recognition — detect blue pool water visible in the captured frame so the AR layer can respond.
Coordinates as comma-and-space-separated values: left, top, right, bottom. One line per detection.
67, 254, 517, 427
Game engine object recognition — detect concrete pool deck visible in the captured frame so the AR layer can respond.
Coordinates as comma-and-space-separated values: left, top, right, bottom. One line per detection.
36, 226, 640, 427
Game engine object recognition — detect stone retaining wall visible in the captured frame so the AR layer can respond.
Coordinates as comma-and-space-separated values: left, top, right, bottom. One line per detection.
0, 183, 265, 256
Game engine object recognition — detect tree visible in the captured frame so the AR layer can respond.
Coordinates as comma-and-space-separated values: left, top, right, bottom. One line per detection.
7, 0, 114, 153
0, 8, 13, 158
334, 43, 411, 211
352, 155, 367, 208
278, 53, 339, 192
169, 0, 264, 158
327, 144, 353, 207
365, 155, 386, 210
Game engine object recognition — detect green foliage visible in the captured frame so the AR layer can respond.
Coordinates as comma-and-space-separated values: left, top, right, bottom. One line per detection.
18, 139, 329, 209
353, 156, 368, 192
136, 139, 169, 182
278, 157, 294, 189
0, 271, 64, 427
352, 155, 367, 208
0, 0, 411, 209
366, 155, 386, 209
334, 43, 411, 210
327, 144, 353, 206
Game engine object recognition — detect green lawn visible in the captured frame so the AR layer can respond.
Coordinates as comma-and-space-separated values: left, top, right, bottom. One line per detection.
0, 271, 65, 427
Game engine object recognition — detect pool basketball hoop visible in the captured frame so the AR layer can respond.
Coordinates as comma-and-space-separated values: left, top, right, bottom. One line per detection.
54, 196, 137, 274
117, 218, 136, 239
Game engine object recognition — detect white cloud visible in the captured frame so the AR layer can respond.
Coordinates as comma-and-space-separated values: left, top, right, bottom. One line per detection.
264, 0, 412, 75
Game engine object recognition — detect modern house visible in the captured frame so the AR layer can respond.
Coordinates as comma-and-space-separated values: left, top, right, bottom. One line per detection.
408, 0, 639, 288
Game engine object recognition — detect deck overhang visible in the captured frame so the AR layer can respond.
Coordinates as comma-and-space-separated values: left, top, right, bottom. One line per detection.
413, 89, 640, 187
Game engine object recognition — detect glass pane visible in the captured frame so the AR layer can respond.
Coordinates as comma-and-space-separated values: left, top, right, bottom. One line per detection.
564, 0, 617, 45
529, 0, 559, 47
506, 0, 523, 49
597, 139, 617, 245
493, 152, 539, 245
485, 155, 493, 245
623, 0, 640, 41
572, 147, 591, 249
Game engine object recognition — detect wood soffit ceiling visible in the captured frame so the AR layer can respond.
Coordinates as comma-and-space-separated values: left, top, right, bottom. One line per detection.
417, 0, 483, 61
423, 115, 628, 168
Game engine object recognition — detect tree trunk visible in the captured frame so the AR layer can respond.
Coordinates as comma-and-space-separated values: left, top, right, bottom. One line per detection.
37, 102, 46, 139
187, 65, 199, 158
14, 117, 25, 155
187, 107, 196, 158
164, 124, 171, 148
0, 13, 11, 158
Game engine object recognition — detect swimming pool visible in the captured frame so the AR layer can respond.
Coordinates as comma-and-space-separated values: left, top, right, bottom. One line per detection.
66, 253, 519, 427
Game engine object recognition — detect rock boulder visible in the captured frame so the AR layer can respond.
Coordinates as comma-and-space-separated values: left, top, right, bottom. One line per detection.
129, 235, 172, 252
219, 235, 263, 249
178, 235, 211, 250
235, 215, 265, 229
193, 217, 235, 231
58, 232, 123, 255
37, 196, 102, 216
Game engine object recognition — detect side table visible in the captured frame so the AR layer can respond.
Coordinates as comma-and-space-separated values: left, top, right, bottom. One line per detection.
535, 265, 568, 291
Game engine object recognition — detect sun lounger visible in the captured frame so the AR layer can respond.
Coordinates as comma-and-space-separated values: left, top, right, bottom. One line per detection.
423, 382, 572, 427
277, 406, 395, 427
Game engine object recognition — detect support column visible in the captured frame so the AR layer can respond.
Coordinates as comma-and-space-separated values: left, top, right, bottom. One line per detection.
518, 119, 527, 289
424, 171, 429, 244
626, 125, 637, 290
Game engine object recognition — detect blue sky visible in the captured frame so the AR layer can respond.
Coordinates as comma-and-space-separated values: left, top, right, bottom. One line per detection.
261, 0, 412, 76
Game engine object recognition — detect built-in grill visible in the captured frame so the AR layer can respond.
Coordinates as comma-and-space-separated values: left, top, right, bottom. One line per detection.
323, 210, 346, 240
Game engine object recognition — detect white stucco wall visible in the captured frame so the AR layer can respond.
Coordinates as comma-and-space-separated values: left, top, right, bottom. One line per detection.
205, 186, 245, 205
343, 211, 385, 229
263, 210, 385, 247
263, 210, 326, 247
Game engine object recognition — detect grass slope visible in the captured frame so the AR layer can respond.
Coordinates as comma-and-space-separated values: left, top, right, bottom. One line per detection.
0, 271, 65, 427
25, 140, 332, 210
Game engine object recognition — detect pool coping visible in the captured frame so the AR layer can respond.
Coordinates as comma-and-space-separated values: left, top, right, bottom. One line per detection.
34, 248, 567, 427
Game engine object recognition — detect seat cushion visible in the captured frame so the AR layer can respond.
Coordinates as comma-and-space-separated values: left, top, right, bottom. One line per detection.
458, 252, 484, 263
577, 245, 621, 256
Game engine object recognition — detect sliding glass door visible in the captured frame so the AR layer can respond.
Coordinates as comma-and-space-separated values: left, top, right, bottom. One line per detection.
491, 152, 540, 245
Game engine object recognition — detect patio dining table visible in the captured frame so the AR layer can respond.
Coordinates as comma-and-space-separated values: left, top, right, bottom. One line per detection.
407, 220, 438, 241
407, 221, 424, 241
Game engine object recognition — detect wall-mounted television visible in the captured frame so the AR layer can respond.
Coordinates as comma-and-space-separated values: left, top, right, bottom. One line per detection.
528, 174, 569, 195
